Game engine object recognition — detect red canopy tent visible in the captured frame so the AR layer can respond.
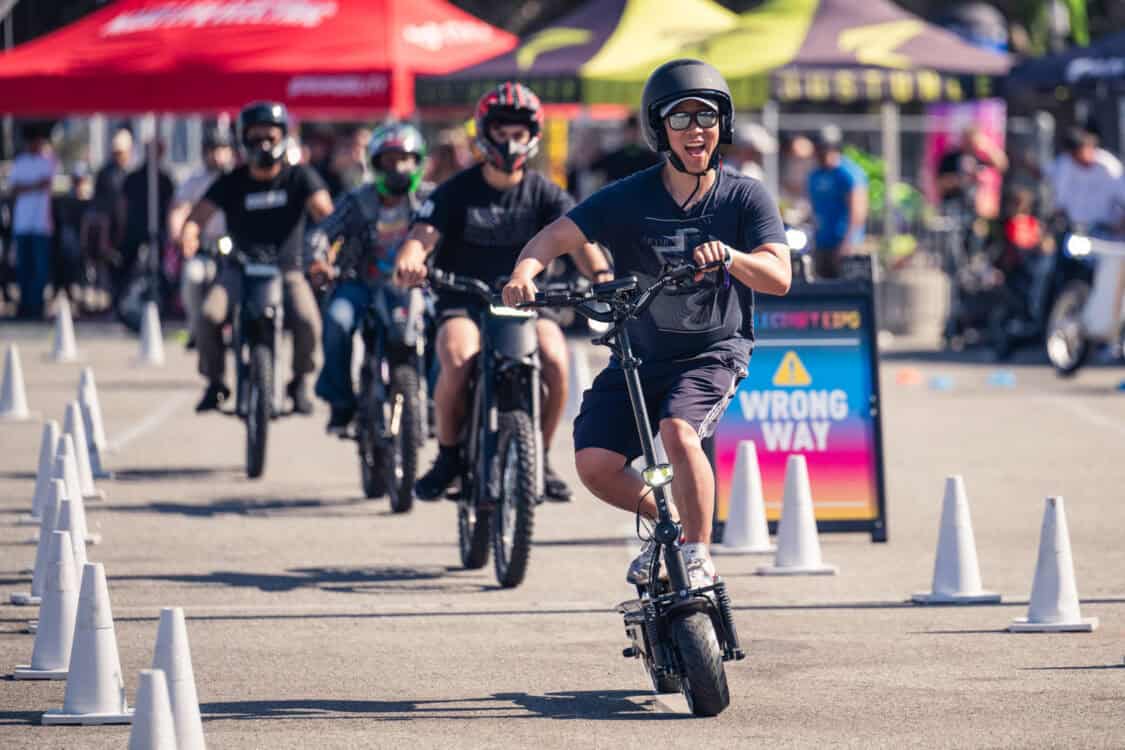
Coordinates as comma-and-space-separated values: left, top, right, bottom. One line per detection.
0, 0, 517, 116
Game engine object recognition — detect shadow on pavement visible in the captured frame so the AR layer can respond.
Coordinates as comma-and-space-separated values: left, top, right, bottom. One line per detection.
100, 496, 366, 517
1021, 664, 1125, 671
0, 471, 37, 481
0, 708, 45, 726
200, 690, 676, 722
110, 565, 488, 595
109, 465, 244, 482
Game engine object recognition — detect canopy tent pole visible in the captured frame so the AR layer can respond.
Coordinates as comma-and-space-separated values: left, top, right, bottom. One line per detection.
1, 1, 14, 158
1035, 110, 1055, 215
762, 100, 780, 200
880, 101, 900, 256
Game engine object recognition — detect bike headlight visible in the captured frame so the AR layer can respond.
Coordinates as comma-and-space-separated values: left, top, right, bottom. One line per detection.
217, 236, 233, 255
642, 463, 674, 488
786, 227, 809, 252
488, 305, 535, 318
1066, 235, 1092, 257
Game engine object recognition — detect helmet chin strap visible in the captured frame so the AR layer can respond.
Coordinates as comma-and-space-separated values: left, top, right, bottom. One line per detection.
667, 149, 720, 210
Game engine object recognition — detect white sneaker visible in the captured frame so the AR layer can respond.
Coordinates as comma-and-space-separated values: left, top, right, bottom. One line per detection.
685, 550, 718, 589
626, 539, 659, 585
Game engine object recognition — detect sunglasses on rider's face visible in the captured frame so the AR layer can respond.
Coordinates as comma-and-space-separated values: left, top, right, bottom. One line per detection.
665, 110, 719, 131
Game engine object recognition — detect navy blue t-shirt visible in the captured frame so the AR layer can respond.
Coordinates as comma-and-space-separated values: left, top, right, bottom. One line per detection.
567, 164, 785, 367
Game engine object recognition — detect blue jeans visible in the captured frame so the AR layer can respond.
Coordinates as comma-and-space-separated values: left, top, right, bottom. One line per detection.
15, 234, 51, 318
315, 280, 373, 410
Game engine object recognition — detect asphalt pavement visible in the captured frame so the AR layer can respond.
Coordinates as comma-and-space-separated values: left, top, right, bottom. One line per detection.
1, 321, 1123, 749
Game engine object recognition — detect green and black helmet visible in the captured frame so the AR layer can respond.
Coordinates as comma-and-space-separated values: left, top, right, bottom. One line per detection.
367, 122, 427, 197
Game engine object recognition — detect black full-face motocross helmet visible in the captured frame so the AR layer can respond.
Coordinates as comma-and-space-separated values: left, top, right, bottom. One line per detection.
238, 101, 289, 169
640, 59, 734, 174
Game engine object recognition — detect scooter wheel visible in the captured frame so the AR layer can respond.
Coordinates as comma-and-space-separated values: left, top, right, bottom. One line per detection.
670, 611, 730, 717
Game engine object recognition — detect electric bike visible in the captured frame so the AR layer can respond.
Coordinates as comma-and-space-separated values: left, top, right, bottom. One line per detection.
352, 284, 430, 512
522, 263, 745, 717
428, 270, 544, 589
221, 244, 284, 479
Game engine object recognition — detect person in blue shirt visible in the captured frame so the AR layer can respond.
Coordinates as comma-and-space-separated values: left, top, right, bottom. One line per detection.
502, 59, 791, 589
807, 125, 868, 278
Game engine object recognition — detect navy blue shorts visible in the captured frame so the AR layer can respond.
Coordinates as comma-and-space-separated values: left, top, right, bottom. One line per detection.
573, 357, 746, 462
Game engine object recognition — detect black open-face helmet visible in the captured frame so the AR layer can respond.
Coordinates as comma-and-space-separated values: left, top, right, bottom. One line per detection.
640, 59, 734, 173
238, 101, 289, 168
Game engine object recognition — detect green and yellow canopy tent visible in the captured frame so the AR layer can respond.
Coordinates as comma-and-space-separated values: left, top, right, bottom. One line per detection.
414, 0, 738, 114
583, 0, 1012, 108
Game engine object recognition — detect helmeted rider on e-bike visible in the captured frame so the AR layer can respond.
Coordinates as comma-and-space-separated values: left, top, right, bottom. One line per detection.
180, 101, 333, 414
394, 82, 611, 503
503, 59, 791, 588
307, 122, 430, 434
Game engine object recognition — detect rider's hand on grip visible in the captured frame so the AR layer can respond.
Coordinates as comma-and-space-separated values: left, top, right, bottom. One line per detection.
691, 241, 730, 281
394, 246, 428, 288
502, 275, 539, 308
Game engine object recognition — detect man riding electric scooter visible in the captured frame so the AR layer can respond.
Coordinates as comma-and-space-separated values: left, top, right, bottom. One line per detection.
502, 59, 791, 589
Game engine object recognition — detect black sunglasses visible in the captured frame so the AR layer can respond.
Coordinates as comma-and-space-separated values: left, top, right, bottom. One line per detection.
666, 110, 719, 131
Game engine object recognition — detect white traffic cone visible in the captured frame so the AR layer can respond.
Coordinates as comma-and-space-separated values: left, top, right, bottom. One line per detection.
29, 497, 88, 637
756, 455, 838, 575
136, 301, 165, 366
57, 437, 100, 545
65, 400, 104, 501
11, 478, 65, 606
564, 344, 592, 420
129, 669, 177, 750
18, 419, 60, 526
42, 562, 134, 725
1010, 497, 1098, 633
79, 367, 112, 477
14, 531, 79, 680
913, 476, 1000, 604
49, 298, 79, 362
57, 499, 89, 573
713, 441, 774, 555
0, 343, 33, 420
153, 607, 205, 749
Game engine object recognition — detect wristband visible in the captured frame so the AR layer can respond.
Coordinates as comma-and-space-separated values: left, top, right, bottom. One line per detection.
722, 245, 735, 269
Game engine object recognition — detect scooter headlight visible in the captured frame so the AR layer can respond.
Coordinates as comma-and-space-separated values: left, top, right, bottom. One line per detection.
642, 463, 674, 488
1066, 235, 1092, 257
217, 236, 234, 255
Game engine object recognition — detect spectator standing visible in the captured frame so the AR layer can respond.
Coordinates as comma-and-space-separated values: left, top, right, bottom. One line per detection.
114, 142, 175, 302
937, 125, 1008, 220
8, 124, 57, 319
91, 128, 133, 270
807, 126, 868, 278
51, 162, 95, 309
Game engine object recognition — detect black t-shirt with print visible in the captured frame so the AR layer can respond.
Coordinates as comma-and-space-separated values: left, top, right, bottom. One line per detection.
568, 163, 786, 367
204, 164, 326, 270
413, 164, 575, 307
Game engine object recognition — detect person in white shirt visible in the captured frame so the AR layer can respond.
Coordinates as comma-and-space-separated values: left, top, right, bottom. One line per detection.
1048, 128, 1125, 230
8, 125, 57, 319
168, 126, 234, 345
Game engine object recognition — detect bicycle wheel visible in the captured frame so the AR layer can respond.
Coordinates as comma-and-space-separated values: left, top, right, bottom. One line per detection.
491, 410, 537, 588
385, 365, 420, 514
670, 611, 730, 717
458, 501, 491, 570
245, 344, 272, 479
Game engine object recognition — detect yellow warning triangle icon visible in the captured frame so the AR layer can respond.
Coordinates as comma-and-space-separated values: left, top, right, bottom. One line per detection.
772, 350, 812, 387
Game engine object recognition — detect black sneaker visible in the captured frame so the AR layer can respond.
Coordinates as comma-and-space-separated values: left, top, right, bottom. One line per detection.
195, 382, 230, 413
543, 460, 572, 503
287, 378, 313, 415
326, 405, 355, 435
415, 447, 463, 502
